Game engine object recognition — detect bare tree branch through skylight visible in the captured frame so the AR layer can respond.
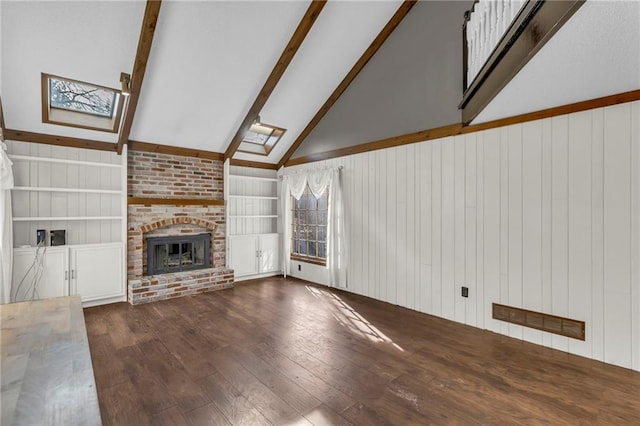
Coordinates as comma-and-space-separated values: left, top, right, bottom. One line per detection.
49, 78, 116, 118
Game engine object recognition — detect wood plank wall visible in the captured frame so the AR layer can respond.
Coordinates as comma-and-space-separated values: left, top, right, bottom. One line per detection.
286, 100, 640, 371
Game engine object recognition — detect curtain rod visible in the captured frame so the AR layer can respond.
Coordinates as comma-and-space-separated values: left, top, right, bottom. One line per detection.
279, 165, 342, 179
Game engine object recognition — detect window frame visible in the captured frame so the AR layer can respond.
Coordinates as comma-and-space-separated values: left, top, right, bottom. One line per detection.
238, 122, 286, 156
290, 185, 328, 266
41, 73, 125, 133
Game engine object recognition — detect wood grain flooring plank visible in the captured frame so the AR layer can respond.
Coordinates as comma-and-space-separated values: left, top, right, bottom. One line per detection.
232, 346, 323, 415
148, 406, 189, 426
137, 338, 211, 413
251, 342, 357, 414
197, 370, 273, 425
184, 402, 232, 426
303, 404, 353, 426
99, 379, 151, 426
206, 346, 303, 425
86, 333, 129, 390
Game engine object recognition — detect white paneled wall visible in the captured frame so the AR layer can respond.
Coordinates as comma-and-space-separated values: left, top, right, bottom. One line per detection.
286, 100, 640, 371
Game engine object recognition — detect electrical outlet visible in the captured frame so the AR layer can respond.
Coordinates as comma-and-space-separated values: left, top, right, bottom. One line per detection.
461, 286, 469, 298
298, 264, 301, 271
36, 229, 46, 245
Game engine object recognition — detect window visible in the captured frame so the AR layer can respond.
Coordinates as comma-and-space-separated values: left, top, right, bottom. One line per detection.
238, 122, 286, 156
41, 73, 124, 133
291, 185, 328, 265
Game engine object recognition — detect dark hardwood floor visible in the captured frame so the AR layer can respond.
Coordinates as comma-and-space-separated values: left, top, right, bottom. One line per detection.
84, 277, 640, 425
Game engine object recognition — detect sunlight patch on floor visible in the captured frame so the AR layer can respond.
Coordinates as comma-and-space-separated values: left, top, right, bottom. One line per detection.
306, 286, 404, 352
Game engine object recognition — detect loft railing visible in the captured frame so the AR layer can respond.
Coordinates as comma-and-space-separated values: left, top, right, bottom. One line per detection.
463, 0, 526, 90
460, 0, 584, 124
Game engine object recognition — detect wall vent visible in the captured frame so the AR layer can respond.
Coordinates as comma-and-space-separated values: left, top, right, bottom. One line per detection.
492, 303, 585, 340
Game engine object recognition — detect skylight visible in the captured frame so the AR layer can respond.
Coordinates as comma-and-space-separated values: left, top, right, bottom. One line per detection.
41, 73, 124, 133
239, 122, 286, 156
49, 77, 116, 118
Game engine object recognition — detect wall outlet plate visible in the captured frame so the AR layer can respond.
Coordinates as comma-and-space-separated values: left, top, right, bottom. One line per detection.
461, 286, 469, 298
36, 229, 46, 245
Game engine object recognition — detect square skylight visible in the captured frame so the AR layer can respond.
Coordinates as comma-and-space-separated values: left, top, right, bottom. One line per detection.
239, 122, 286, 156
42, 73, 124, 133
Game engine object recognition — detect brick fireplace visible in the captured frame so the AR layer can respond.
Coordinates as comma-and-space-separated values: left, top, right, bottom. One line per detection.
127, 150, 233, 304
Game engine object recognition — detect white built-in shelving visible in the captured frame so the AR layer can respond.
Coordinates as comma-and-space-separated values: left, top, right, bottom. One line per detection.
6, 141, 127, 306
12, 187, 123, 194
224, 162, 281, 279
225, 165, 279, 235
7, 142, 126, 247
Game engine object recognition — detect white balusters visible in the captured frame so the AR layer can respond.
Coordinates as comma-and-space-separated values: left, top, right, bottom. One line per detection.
465, 0, 529, 88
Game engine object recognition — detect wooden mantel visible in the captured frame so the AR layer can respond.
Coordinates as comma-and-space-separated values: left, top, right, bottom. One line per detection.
127, 197, 224, 206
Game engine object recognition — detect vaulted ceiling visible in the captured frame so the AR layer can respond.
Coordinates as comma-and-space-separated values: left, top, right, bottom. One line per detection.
1, 0, 411, 163
1, 0, 638, 166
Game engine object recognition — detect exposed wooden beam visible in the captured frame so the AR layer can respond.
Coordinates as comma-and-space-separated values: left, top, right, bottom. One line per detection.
277, 1, 417, 169
224, 0, 327, 161
0, 96, 6, 142
461, 89, 640, 134
229, 158, 278, 170
4, 129, 117, 152
128, 140, 224, 160
116, 0, 162, 155
285, 89, 640, 166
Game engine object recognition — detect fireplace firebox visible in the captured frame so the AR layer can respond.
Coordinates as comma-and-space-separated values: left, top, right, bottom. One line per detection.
146, 233, 211, 275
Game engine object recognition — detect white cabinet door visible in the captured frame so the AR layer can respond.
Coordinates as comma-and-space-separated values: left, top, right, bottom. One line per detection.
70, 244, 123, 303
12, 247, 68, 302
229, 235, 259, 277
258, 234, 280, 273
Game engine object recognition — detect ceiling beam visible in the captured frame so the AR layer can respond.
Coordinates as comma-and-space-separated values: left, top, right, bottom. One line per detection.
277, 0, 417, 169
224, 0, 327, 161
128, 140, 224, 160
116, 0, 162, 155
4, 129, 117, 152
0, 96, 6, 142
229, 159, 278, 170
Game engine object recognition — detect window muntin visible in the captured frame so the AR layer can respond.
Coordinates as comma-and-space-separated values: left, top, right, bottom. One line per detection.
291, 186, 328, 265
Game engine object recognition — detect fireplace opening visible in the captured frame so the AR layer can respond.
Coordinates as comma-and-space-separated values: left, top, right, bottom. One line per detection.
147, 233, 211, 275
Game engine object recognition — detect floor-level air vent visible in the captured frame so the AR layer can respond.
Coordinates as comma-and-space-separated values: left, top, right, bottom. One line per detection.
492, 303, 585, 340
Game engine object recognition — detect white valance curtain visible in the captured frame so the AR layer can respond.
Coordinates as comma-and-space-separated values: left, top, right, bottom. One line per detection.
1, 141, 14, 304
281, 167, 347, 288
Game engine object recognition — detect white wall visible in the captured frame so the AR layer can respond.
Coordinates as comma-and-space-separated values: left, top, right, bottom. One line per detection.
286, 100, 640, 372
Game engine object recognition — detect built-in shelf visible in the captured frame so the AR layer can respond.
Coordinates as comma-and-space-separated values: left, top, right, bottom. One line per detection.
228, 195, 278, 200
226, 164, 281, 277
8, 155, 122, 168
13, 216, 123, 222
13, 187, 122, 195
127, 197, 225, 206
